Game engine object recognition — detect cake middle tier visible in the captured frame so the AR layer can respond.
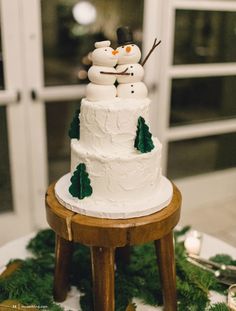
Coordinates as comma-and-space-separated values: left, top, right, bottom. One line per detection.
71, 137, 162, 208
79, 97, 150, 155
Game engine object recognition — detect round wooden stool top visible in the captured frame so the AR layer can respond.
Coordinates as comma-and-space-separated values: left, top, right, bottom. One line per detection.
46, 182, 181, 248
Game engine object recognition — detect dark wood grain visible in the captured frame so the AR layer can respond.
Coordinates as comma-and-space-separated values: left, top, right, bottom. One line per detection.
155, 231, 177, 311
91, 247, 115, 311
71, 184, 180, 247
46, 185, 76, 241
53, 234, 74, 302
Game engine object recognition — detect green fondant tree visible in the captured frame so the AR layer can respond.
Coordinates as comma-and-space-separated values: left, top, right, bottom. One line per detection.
134, 116, 154, 153
68, 108, 80, 139
69, 163, 93, 199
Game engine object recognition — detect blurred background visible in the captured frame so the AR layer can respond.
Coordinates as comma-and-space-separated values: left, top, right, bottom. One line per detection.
0, 0, 235, 245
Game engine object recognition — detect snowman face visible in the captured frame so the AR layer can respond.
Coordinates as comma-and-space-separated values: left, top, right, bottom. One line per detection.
92, 47, 118, 67
117, 44, 141, 64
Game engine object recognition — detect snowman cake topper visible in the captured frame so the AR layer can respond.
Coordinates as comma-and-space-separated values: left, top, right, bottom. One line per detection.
85, 26, 161, 101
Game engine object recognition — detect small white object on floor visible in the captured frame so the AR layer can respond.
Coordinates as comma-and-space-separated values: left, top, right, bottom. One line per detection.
184, 230, 202, 255
184, 236, 201, 255
59, 287, 82, 311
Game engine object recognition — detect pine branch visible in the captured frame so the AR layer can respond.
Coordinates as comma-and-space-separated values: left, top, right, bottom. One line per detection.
208, 302, 230, 311
1, 229, 235, 311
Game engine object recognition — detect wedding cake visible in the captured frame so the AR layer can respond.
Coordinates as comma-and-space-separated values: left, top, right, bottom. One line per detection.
55, 27, 173, 219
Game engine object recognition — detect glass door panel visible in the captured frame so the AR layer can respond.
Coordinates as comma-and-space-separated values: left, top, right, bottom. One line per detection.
41, 0, 144, 86
0, 10, 12, 214
0, 7, 4, 89
40, 0, 144, 182
151, 1, 236, 207
170, 75, 236, 126
168, 132, 236, 179
0, 106, 13, 213
174, 10, 236, 65
46, 100, 81, 182
165, 5, 236, 183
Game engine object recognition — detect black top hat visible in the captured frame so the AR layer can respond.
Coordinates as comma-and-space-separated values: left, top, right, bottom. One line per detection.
116, 26, 133, 46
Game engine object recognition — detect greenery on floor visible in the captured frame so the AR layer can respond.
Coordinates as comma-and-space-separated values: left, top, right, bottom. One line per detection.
0, 227, 234, 310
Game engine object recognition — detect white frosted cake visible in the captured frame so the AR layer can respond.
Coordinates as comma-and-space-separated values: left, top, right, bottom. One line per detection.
55, 29, 172, 219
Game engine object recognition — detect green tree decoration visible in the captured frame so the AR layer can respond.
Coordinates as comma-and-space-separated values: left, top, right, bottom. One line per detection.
68, 108, 80, 139
69, 163, 93, 199
134, 116, 154, 153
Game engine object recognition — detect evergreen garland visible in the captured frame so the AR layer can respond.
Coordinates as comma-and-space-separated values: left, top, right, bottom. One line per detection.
0, 228, 233, 311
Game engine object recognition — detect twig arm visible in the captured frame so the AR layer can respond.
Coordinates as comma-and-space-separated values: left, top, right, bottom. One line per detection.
100, 67, 130, 76
141, 39, 161, 67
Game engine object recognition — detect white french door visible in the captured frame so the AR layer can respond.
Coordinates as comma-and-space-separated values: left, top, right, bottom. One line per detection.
0, 0, 33, 244
1, 0, 235, 244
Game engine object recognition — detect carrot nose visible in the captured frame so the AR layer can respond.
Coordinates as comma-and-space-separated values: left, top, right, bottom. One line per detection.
126, 46, 131, 53
112, 50, 118, 55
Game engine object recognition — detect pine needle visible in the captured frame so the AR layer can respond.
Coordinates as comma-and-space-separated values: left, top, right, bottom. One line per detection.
0, 229, 234, 311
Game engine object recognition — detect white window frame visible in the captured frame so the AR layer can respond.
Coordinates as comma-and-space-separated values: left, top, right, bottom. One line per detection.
0, 0, 33, 244
143, 0, 236, 209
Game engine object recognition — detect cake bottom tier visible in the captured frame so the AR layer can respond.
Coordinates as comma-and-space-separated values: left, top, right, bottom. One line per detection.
54, 138, 172, 218
55, 173, 173, 218
70, 138, 162, 206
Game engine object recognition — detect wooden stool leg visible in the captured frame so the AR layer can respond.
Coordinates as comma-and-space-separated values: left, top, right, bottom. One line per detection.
91, 247, 115, 311
53, 234, 73, 302
155, 231, 177, 311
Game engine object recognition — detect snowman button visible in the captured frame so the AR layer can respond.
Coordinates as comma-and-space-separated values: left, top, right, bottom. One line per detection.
131, 73, 134, 76
131, 91, 134, 93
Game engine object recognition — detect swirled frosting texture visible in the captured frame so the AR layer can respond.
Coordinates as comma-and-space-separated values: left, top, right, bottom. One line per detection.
71, 137, 162, 207
79, 98, 150, 155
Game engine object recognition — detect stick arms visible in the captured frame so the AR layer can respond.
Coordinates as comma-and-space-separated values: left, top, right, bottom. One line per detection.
100, 68, 130, 75
141, 39, 161, 67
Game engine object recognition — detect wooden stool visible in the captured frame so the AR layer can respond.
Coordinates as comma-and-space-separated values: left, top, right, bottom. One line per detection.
46, 182, 181, 311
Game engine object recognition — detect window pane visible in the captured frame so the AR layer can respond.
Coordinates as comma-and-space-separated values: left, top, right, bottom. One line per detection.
0, 107, 13, 213
167, 133, 236, 179
46, 100, 81, 183
170, 76, 236, 126
0, 6, 5, 89
174, 10, 236, 65
41, 0, 144, 86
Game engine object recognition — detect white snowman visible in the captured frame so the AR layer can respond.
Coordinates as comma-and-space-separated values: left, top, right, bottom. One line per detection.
86, 40, 118, 101
116, 27, 161, 99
